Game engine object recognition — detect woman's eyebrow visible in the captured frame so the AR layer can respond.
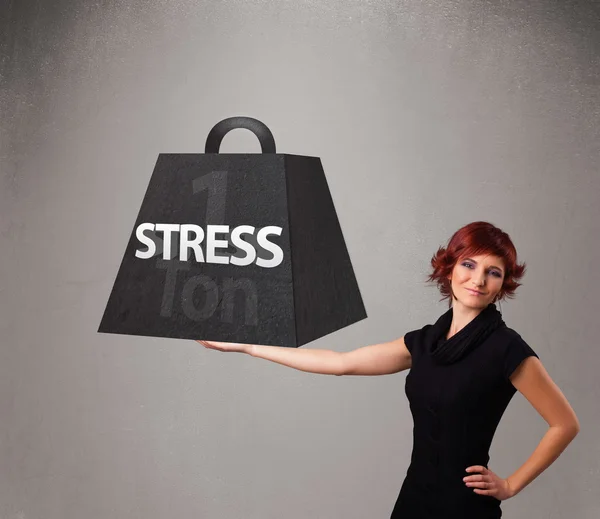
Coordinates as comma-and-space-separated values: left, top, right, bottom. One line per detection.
464, 257, 504, 273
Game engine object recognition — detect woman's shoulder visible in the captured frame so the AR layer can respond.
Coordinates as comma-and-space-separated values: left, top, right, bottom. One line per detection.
493, 325, 524, 343
491, 325, 533, 349
403, 323, 434, 354
490, 325, 539, 360
491, 326, 540, 380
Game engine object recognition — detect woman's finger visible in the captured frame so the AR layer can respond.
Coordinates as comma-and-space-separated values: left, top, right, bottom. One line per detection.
464, 473, 487, 482
465, 465, 487, 474
466, 480, 491, 489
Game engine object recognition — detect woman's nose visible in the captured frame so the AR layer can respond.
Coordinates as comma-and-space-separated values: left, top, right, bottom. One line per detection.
473, 272, 486, 286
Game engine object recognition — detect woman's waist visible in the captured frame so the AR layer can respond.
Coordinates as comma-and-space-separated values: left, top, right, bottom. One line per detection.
410, 441, 490, 465
400, 470, 502, 514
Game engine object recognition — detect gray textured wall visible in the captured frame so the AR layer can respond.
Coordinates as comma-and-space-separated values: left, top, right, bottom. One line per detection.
1, 0, 599, 518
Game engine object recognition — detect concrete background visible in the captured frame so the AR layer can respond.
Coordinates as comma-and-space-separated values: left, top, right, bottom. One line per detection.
1, 0, 599, 517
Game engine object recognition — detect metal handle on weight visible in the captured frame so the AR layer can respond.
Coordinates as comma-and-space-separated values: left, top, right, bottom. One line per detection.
205, 116, 276, 153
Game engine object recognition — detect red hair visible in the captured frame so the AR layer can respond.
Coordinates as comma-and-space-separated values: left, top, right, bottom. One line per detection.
427, 221, 526, 304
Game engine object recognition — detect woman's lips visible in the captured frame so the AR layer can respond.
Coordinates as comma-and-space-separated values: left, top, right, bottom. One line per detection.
466, 288, 484, 296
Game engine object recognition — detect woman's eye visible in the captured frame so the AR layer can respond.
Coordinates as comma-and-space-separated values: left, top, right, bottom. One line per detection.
462, 262, 502, 278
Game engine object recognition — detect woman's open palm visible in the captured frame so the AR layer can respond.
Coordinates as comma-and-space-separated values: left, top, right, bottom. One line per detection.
196, 340, 250, 353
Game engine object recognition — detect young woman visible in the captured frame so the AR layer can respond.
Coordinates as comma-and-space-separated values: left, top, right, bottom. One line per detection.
197, 221, 580, 518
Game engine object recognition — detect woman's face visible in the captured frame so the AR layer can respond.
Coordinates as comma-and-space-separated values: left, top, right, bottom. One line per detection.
448, 253, 505, 309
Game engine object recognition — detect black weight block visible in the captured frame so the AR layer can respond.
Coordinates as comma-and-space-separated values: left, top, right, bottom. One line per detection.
98, 117, 367, 347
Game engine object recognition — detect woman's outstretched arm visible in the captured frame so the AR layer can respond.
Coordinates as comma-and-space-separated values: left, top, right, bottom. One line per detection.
196, 337, 412, 376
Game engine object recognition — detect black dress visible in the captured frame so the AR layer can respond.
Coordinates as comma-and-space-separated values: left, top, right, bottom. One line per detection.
390, 323, 539, 518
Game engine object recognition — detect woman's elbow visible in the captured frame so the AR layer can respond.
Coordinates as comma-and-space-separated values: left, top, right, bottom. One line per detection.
570, 419, 581, 437
556, 420, 580, 440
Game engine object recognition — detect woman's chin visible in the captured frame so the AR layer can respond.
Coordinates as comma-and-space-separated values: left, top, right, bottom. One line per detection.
455, 298, 491, 310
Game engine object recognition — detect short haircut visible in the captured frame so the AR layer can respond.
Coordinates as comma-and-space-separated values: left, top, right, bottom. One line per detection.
427, 221, 526, 304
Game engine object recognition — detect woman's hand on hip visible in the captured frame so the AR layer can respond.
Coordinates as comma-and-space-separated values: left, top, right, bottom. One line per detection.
463, 465, 515, 501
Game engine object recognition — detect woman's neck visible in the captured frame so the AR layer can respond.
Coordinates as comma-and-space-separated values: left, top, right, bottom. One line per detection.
446, 300, 486, 339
